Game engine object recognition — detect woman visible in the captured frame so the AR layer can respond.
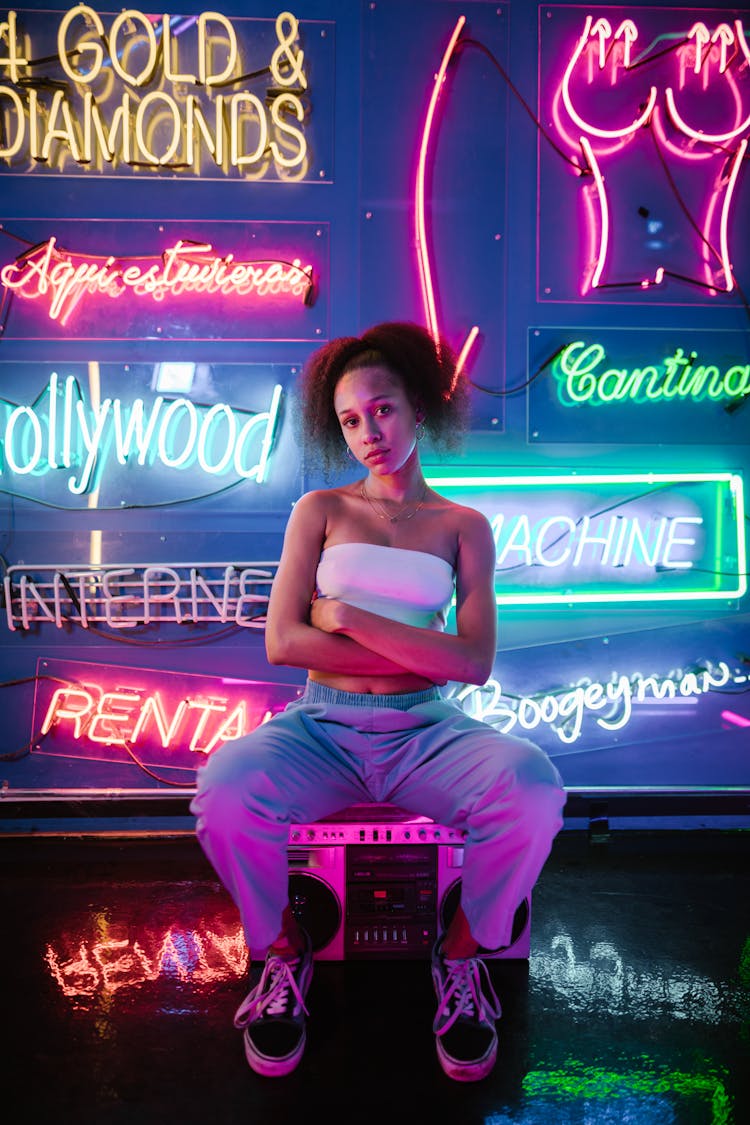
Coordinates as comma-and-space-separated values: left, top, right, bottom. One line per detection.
191, 322, 565, 1082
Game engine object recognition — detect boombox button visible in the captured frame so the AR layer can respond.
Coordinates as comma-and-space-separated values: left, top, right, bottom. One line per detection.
418, 830, 427, 840
306, 830, 315, 840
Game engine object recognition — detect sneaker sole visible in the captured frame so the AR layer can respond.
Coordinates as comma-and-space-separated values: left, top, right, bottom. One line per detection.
435, 1036, 497, 1082
243, 1028, 307, 1078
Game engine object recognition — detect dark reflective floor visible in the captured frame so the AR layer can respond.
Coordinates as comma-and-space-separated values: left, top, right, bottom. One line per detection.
3, 827, 749, 1124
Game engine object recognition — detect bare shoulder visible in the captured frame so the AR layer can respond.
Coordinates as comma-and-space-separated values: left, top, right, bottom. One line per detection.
286, 485, 353, 535
423, 491, 495, 576
293, 484, 355, 512
433, 493, 494, 547
289, 488, 328, 518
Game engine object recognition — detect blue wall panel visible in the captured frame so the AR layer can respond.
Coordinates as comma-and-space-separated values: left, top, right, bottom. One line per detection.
0, 1, 747, 812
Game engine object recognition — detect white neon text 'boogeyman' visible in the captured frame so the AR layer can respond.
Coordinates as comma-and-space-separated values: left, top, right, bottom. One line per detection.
452, 660, 734, 744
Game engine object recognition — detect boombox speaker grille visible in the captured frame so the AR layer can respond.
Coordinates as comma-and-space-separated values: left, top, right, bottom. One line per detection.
289, 869, 343, 954
440, 879, 531, 957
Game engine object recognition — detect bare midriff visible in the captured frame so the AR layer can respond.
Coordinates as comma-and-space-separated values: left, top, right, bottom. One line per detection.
307, 671, 439, 695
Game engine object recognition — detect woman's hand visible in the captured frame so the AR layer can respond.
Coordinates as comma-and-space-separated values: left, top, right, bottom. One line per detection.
309, 595, 346, 634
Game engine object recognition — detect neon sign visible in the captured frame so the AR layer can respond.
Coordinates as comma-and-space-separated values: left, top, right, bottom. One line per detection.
554, 341, 750, 407
33, 659, 300, 768
0, 220, 328, 341
6, 561, 278, 632
41, 684, 249, 757
415, 16, 477, 370
528, 327, 750, 445
0, 237, 314, 326
493, 511, 702, 570
541, 9, 750, 300
424, 472, 746, 604
0, 8, 327, 179
450, 657, 745, 745
0, 370, 282, 495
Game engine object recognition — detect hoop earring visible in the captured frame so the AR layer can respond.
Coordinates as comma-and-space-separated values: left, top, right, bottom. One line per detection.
346, 446, 356, 460
415, 421, 426, 441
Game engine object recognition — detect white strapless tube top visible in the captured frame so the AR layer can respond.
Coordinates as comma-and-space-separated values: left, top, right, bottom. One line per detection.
316, 542, 455, 630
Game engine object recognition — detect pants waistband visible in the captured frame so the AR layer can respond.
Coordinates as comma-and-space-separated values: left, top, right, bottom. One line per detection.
301, 679, 441, 711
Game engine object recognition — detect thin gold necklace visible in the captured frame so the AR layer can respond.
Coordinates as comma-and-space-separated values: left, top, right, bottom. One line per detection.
360, 480, 428, 523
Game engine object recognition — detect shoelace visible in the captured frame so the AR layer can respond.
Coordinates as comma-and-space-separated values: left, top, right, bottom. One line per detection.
234, 955, 309, 1028
433, 956, 502, 1036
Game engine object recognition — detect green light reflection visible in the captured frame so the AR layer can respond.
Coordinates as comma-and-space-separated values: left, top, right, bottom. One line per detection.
519, 1059, 732, 1125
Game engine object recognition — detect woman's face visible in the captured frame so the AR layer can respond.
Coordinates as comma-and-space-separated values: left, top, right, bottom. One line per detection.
333, 364, 422, 475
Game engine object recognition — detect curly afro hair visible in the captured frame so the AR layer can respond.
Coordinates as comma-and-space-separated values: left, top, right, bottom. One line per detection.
295, 321, 470, 477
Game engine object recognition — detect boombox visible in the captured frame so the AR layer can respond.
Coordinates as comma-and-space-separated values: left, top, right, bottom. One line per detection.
287, 804, 530, 961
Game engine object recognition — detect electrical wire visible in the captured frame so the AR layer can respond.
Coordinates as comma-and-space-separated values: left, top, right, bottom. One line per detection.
455, 37, 587, 174
466, 346, 565, 397
0, 476, 250, 511
69, 623, 251, 646
0, 674, 90, 761
121, 739, 197, 786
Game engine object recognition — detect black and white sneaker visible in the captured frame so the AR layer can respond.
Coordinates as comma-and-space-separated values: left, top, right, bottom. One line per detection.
233, 930, 313, 1077
431, 940, 502, 1082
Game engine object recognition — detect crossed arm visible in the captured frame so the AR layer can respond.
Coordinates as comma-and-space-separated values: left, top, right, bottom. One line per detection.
264, 490, 498, 688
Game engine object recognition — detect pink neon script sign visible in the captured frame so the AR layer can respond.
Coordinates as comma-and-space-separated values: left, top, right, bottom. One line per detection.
1, 237, 314, 326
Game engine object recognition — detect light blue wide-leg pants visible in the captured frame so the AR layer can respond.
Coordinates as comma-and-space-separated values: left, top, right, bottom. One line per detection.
191, 680, 566, 956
